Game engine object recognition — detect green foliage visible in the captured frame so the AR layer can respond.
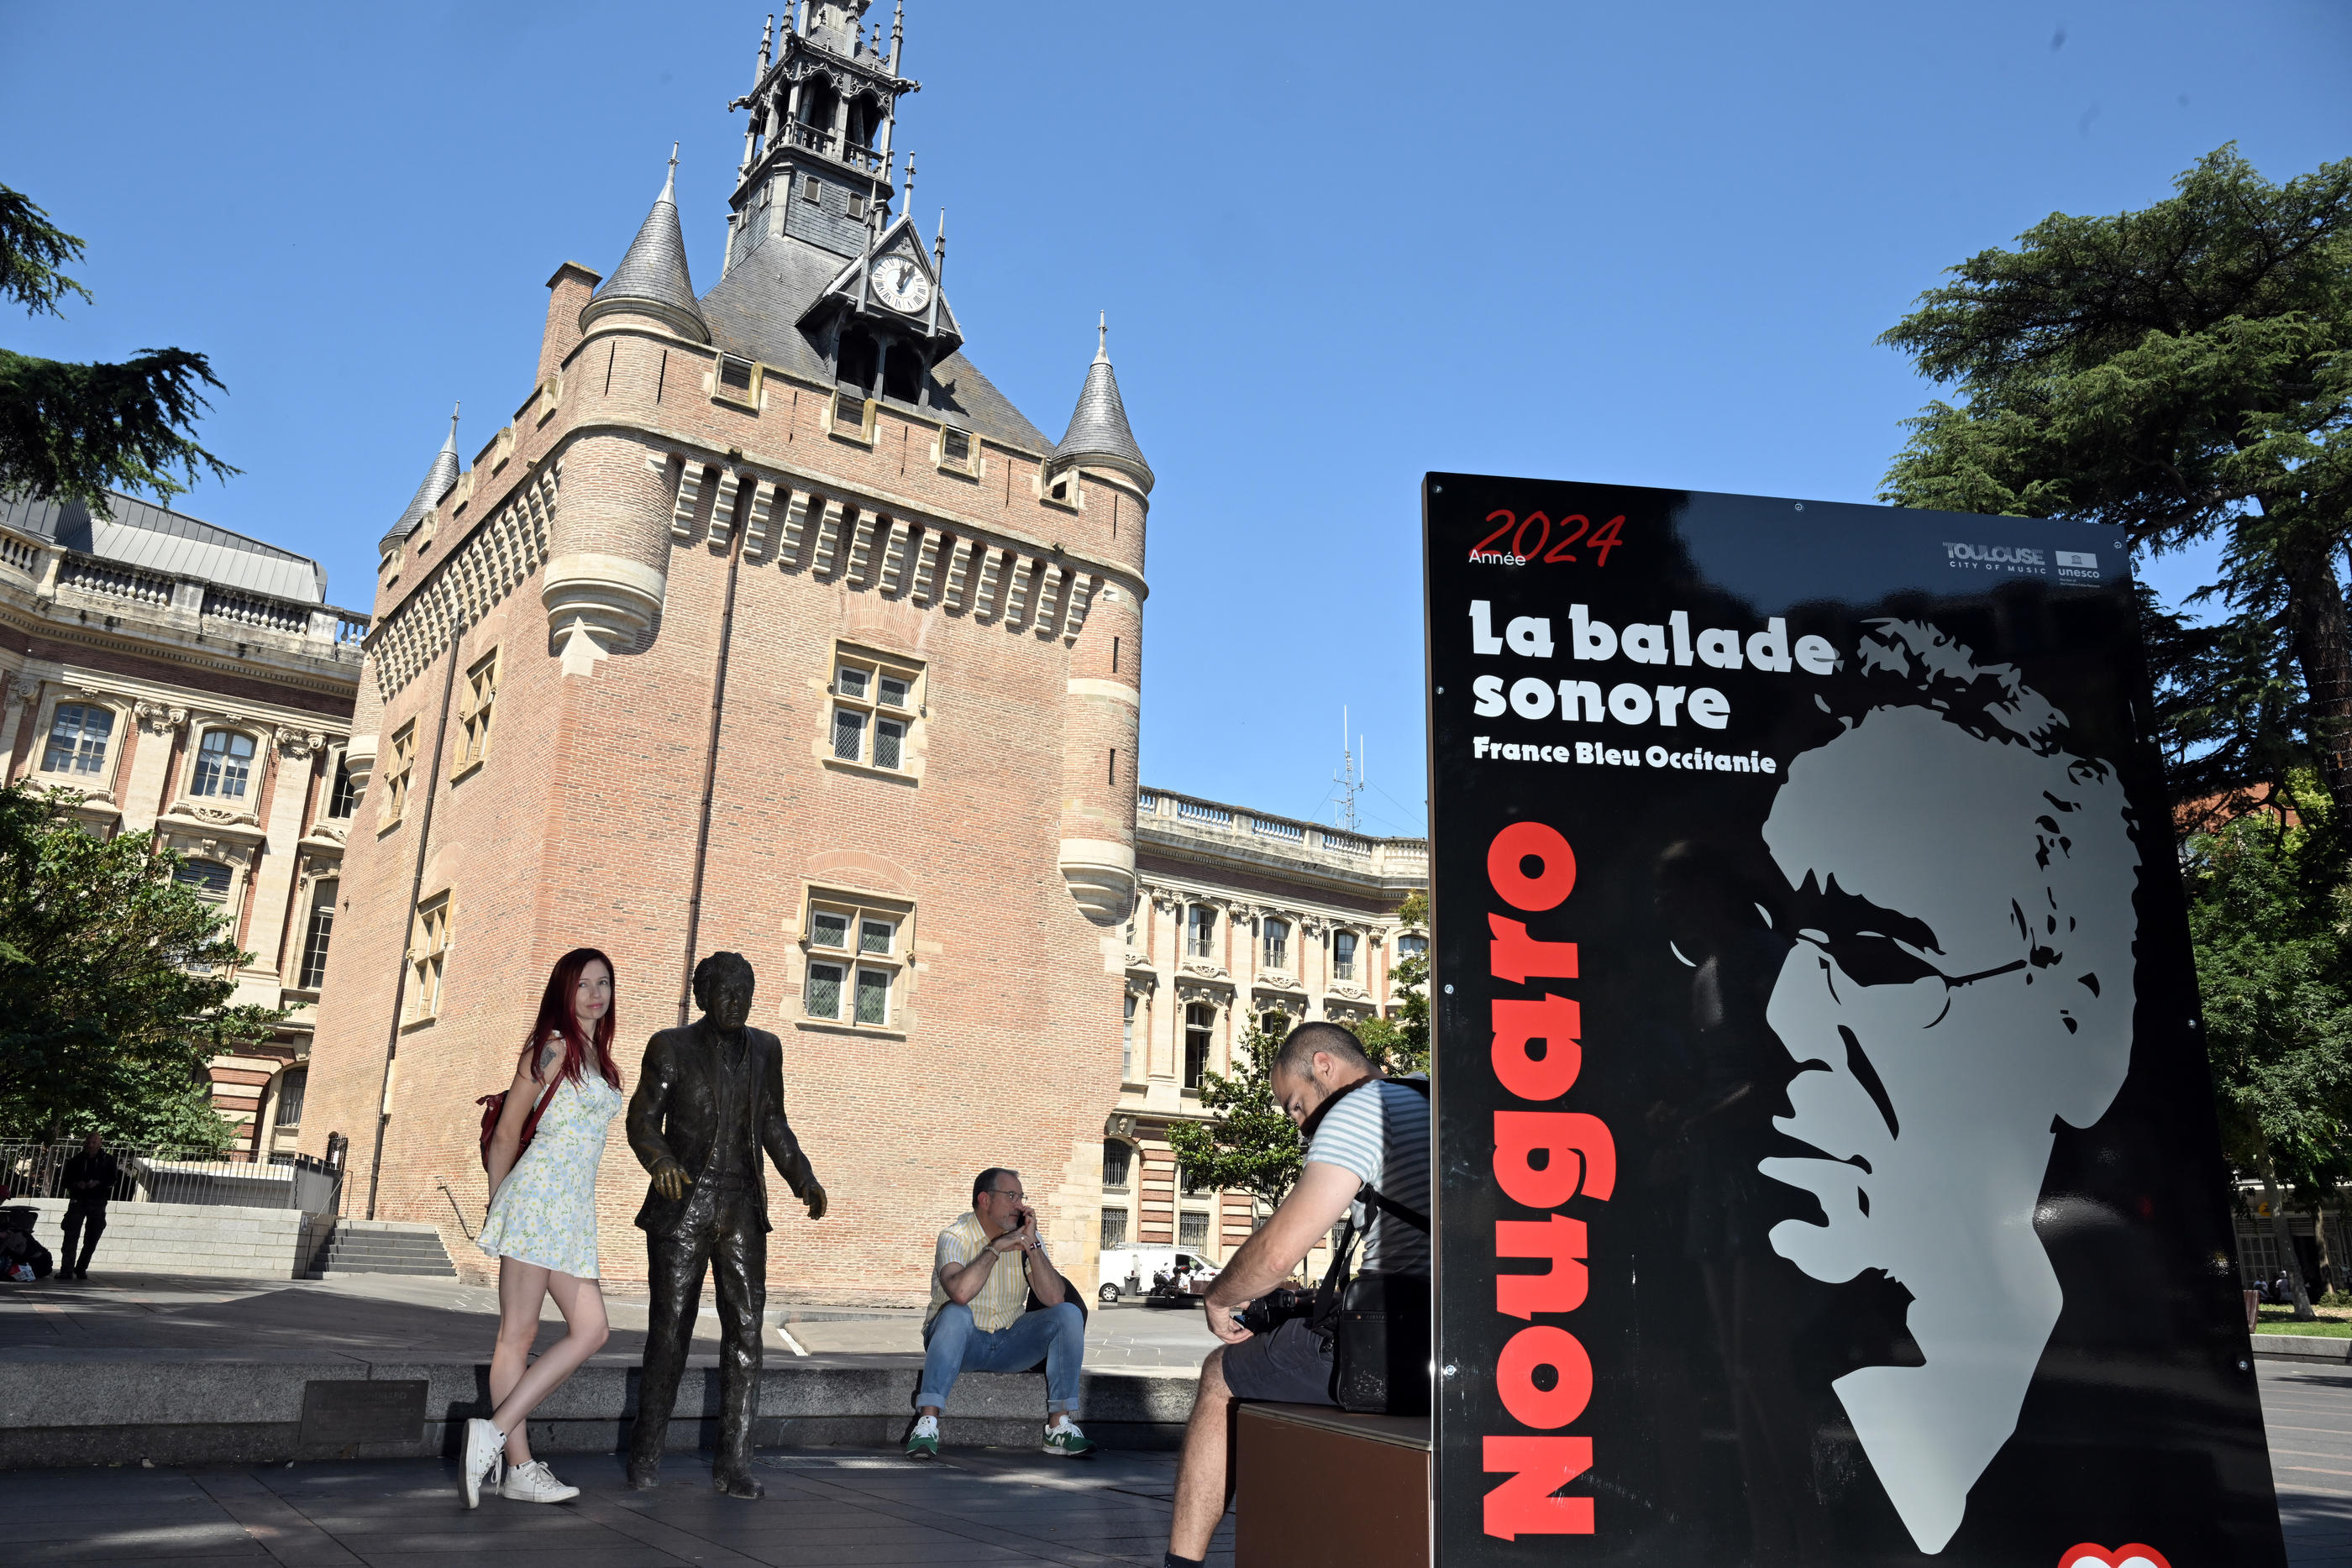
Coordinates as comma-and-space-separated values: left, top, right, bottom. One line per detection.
1879, 146, 2352, 805
1354, 949, 1430, 1077
0, 782, 280, 1149
1166, 1020, 1305, 1211
1164, 912, 1431, 1210
0, 181, 236, 511
0, 186, 91, 317
2185, 780, 2352, 1193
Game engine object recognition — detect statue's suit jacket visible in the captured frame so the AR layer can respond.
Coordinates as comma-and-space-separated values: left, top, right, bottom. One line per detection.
626, 1018, 816, 1236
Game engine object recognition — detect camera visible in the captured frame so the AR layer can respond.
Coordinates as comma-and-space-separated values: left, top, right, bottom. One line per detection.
1236, 1287, 1317, 1336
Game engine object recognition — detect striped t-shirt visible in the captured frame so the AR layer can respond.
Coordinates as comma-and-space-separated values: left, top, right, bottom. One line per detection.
926, 1211, 1042, 1332
1305, 1078, 1431, 1277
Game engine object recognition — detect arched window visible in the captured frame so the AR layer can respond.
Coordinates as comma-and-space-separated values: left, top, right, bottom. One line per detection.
42, 702, 114, 775
1261, 918, 1289, 969
1121, 993, 1139, 1080
327, 751, 360, 818
192, 729, 257, 799
1333, 929, 1360, 981
1102, 1139, 1132, 1191
882, 341, 925, 402
1184, 1003, 1215, 1088
798, 77, 839, 132
844, 92, 882, 149
837, 328, 879, 390
1396, 933, 1428, 960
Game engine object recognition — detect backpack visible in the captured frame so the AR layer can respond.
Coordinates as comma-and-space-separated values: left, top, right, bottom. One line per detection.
476, 1076, 559, 1172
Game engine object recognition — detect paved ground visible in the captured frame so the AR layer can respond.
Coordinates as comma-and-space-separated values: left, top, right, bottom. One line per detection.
2265, 1360, 2352, 1566
2, 1447, 1233, 1566
0, 1272, 1222, 1371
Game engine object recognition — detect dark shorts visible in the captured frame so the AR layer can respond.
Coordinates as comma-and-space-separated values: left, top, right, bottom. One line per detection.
1220, 1317, 1335, 1406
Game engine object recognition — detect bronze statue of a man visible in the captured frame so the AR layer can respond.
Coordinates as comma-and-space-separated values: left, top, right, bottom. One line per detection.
626, 951, 827, 1497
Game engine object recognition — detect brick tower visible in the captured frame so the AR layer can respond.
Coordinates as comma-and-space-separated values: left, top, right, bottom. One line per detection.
302, 0, 1152, 1301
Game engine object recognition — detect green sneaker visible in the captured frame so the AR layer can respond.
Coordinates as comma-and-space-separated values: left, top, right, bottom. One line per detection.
905, 1415, 940, 1460
1042, 1418, 1095, 1458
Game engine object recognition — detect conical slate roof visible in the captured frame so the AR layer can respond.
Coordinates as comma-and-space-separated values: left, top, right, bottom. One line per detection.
378, 413, 463, 555
580, 156, 710, 343
1052, 319, 1152, 493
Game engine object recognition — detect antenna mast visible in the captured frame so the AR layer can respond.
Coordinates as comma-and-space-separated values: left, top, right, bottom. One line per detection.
1333, 707, 1363, 832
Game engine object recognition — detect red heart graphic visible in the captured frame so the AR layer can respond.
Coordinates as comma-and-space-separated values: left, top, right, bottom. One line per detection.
2059, 1544, 2171, 1568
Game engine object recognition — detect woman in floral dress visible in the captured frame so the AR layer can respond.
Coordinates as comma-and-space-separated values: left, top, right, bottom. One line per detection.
460, 947, 626, 1508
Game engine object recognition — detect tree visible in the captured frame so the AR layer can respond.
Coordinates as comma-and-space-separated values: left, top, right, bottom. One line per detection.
2184, 780, 2352, 1319
0, 782, 280, 1148
0, 182, 235, 509
1166, 1020, 1306, 1212
1880, 148, 2352, 809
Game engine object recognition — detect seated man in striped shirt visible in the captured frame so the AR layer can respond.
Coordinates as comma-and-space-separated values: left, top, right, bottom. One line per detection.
907, 1167, 1095, 1459
1163, 1020, 1431, 1568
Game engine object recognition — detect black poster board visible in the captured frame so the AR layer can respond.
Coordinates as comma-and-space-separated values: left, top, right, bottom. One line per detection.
1423, 473, 2281, 1568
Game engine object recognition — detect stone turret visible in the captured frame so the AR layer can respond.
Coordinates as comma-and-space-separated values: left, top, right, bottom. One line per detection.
1053, 321, 1149, 920
578, 153, 710, 343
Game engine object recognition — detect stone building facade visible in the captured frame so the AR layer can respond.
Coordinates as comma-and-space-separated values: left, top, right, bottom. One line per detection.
1101, 788, 1426, 1277
0, 489, 369, 1153
301, 1, 1153, 1302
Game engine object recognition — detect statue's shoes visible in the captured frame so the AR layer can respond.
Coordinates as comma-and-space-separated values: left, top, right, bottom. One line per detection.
626, 1462, 661, 1491
713, 1468, 766, 1500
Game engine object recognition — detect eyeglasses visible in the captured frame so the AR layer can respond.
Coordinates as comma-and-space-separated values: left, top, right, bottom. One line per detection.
987, 1188, 1026, 1202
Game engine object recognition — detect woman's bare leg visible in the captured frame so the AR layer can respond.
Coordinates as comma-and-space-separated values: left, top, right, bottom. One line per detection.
488, 1267, 611, 1466
490, 1259, 551, 1465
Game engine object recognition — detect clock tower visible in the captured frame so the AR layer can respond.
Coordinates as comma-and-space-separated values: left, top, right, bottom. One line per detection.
717, 2, 958, 408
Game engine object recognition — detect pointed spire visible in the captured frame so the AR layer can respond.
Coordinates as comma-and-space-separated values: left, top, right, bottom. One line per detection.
1053, 316, 1152, 494
580, 147, 711, 343
901, 151, 915, 218
379, 404, 465, 554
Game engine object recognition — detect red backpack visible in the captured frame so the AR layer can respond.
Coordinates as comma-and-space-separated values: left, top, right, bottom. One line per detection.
476, 1076, 559, 1172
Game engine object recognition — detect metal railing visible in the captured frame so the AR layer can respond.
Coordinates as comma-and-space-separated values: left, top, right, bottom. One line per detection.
0, 1139, 344, 1214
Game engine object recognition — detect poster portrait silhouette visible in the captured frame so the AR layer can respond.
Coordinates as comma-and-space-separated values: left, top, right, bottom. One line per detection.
1423, 476, 2284, 1568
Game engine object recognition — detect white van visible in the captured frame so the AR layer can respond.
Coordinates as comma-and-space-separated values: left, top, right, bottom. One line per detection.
1097, 1244, 1215, 1303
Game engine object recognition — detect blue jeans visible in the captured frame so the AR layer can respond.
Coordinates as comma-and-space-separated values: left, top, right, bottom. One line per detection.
918, 1301, 1084, 1414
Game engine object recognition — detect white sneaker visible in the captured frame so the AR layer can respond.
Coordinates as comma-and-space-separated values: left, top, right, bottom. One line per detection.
501, 1460, 580, 1503
460, 1418, 504, 1509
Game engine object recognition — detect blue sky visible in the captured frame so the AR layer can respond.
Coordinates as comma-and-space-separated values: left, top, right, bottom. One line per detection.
4, 2, 2347, 836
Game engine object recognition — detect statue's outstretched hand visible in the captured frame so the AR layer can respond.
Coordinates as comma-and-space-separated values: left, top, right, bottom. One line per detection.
649, 1157, 693, 1201
801, 1180, 828, 1221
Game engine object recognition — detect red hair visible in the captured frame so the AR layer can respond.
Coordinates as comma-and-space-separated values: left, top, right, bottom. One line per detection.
522, 947, 622, 1090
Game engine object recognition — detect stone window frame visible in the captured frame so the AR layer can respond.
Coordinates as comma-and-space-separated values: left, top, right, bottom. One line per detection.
1182, 999, 1216, 1091
1260, 916, 1290, 971
824, 387, 878, 445
798, 884, 913, 1037
31, 690, 127, 789
1331, 926, 1362, 983
713, 353, 764, 412
378, 721, 417, 833
1121, 991, 1142, 1084
450, 648, 500, 782
822, 641, 922, 783
1185, 905, 1217, 961
296, 873, 338, 992
933, 422, 981, 480
1100, 1206, 1130, 1250
186, 721, 263, 804
324, 745, 361, 820
1102, 1135, 1136, 1193
404, 890, 454, 1028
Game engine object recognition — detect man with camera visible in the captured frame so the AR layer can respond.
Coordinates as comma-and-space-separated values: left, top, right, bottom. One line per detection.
1162, 1021, 1430, 1568
907, 1167, 1095, 1459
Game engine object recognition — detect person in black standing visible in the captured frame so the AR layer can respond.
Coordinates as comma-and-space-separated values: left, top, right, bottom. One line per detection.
60, 1132, 118, 1281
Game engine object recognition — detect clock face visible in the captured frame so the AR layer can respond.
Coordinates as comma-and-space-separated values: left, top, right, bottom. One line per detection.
872, 255, 932, 315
